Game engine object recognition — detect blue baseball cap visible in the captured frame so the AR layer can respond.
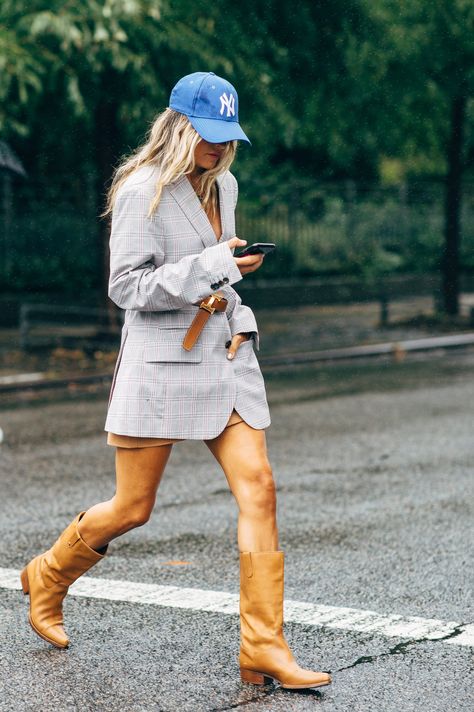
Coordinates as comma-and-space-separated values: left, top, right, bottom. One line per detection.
169, 71, 250, 144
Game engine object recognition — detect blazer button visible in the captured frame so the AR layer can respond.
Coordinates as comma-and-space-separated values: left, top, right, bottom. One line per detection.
210, 283, 219, 290
218, 280, 224, 287
223, 277, 229, 284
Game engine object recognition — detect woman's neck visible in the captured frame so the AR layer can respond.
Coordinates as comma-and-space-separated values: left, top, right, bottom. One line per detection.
188, 167, 205, 189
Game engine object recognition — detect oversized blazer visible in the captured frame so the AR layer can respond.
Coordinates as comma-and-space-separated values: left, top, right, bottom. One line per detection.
104, 165, 271, 439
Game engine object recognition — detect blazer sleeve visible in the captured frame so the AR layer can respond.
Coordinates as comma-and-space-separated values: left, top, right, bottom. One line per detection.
220, 174, 260, 349
108, 187, 243, 311
222, 287, 260, 350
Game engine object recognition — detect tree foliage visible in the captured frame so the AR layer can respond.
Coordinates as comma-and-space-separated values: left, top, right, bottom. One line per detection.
372, 0, 474, 312
1, 0, 473, 311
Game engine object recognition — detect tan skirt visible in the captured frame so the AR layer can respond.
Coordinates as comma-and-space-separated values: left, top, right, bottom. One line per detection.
107, 409, 245, 449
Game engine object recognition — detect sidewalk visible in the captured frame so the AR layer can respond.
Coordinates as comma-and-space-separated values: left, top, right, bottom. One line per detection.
255, 295, 474, 354
1, 295, 473, 380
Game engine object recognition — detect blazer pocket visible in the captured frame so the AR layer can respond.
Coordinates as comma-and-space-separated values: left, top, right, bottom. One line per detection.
144, 331, 202, 363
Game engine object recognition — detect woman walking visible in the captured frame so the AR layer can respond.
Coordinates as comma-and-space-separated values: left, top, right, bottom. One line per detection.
21, 72, 331, 691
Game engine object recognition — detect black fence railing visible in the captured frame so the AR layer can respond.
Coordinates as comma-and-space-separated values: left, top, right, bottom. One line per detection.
236, 182, 474, 279
2, 180, 474, 294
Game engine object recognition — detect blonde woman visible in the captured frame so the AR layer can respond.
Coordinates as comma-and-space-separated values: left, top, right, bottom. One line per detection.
21, 72, 331, 691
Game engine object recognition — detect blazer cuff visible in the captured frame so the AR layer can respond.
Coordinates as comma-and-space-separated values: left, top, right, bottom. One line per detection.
204, 241, 242, 292
229, 305, 260, 350
246, 331, 259, 350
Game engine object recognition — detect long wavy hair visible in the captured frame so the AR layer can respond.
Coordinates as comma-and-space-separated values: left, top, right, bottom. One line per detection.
104, 109, 237, 218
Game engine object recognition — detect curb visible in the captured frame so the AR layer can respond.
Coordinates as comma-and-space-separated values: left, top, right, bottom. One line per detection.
258, 332, 474, 367
1, 332, 474, 395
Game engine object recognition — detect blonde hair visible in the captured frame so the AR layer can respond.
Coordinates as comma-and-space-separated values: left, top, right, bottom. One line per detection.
104, 108, 237, 218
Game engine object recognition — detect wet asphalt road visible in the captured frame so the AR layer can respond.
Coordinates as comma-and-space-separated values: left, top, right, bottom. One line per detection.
0, 353, 473, 711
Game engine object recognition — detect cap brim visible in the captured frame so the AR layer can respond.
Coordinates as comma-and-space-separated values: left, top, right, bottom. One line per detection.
189, 116, 251, 144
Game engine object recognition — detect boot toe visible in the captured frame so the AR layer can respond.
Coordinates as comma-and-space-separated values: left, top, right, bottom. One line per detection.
47, 625, 69, 649
29, 616, 69, 649
281, 669, 332, 689
304, 670, 332, 688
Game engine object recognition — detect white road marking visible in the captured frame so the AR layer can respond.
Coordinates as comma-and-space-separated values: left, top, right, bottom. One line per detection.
1, 567, 471, 647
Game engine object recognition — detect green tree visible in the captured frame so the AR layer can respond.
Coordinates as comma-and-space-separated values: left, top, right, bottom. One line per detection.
5, 0, 472, 316
376, 0, 474, 315
1, 0, 285, 302
3, 1, 166, 304
0, 1, 46, 135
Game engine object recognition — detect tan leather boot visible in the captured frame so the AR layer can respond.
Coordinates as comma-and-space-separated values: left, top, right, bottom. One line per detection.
239, 551, 332, 689
20, 512, 106, 648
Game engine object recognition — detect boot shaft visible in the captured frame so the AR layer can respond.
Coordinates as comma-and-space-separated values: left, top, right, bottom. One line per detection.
22, 512, 106, 649
238, 550, 333, 689
239, 551, 285, 649
43, 513, 106, 587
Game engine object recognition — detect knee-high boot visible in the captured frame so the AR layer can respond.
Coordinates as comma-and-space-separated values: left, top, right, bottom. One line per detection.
20, 512, 106, 648
239, 551, 332, 689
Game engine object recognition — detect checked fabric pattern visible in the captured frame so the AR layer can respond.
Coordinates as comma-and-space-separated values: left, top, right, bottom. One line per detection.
104, 167, 271, 440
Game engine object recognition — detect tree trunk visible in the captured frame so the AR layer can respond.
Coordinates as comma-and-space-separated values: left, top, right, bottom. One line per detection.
442, 94, 466, 315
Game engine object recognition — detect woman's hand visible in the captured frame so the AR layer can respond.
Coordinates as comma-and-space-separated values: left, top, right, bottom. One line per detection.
226, 332, 251, 360
227, 237, 265, 276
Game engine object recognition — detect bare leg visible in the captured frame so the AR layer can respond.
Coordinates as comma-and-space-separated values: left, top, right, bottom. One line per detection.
205, 422, 278, 552
78, 444, 173, 550
207, 424, 331, 689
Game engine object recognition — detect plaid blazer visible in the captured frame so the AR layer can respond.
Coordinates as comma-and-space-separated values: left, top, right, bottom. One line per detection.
104, 166, 271, 439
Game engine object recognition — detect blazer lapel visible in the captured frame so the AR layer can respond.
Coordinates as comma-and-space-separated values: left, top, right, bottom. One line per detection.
168, 174, 235, 249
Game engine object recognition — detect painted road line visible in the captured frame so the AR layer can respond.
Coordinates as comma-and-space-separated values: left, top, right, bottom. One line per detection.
0, 567, 471, 647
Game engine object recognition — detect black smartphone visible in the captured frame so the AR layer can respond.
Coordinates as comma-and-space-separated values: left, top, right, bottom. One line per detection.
236, 242, 276, 257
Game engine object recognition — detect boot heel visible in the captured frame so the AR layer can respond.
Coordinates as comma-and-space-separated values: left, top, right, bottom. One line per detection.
20, 568, 30, 595
240, 668, 272, 685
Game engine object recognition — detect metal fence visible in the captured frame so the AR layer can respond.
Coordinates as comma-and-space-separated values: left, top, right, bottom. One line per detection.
2, 179, 474, 293
18, 303, 124, 350
1, 177, 101, 293
236, 182, 474, 278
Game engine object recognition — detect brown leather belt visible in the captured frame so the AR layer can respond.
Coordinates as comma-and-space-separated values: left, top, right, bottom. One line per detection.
182, 293, 228, 351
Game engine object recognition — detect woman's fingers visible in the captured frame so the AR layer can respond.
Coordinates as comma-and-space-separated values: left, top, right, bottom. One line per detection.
226, 333, 250, 360
226, 237, 264, 275
234, 253, 264, 275
227, 236, 247, 251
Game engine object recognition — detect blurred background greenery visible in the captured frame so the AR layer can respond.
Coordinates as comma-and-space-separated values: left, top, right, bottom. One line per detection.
1, 0, 473, 317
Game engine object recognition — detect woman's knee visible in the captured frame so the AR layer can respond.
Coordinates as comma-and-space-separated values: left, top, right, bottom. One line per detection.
112, 498, 155, 532
238, 462, 277, 515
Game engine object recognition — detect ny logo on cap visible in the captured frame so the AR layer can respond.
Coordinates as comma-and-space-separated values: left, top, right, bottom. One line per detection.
219, 92, 235, 118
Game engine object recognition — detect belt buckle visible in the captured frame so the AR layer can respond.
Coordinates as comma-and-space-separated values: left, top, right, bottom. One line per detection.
200, 295, 217, 315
